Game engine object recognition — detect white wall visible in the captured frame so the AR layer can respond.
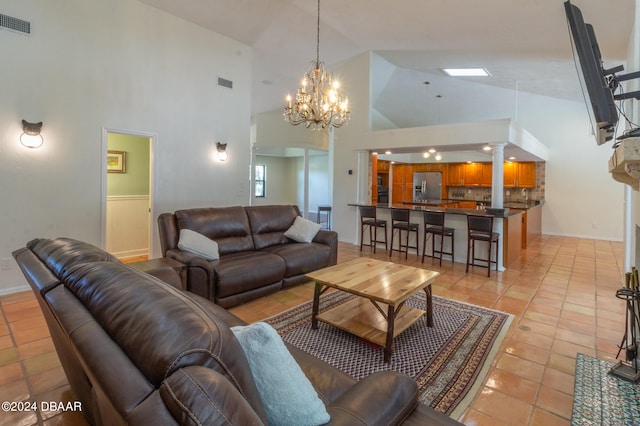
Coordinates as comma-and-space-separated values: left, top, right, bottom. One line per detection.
516, 94, 624, 240
0, 0, 251, 294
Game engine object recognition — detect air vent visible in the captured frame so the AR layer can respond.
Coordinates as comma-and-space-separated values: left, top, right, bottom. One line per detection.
0, 13, 31, 35
217, 77, 233, 89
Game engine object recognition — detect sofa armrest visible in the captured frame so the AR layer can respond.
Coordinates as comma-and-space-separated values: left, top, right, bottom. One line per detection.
166, 249, 215, 300
161, 366, 266, 425
313, 230, 338, 265
325, 371, 418, 426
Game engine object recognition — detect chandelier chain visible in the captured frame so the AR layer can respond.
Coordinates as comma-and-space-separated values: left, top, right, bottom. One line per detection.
315, 0, 320, 67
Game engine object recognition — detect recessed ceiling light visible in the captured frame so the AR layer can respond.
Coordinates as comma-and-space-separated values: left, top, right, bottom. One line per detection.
385, 150, 392, 155
508, 156, 517, 160
482, 145, 492, 151
442, 68, 490, 77
428, 148, 436, 153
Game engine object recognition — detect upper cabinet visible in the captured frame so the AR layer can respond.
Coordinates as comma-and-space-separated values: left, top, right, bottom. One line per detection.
446, 163, 465, 186
504, 161, 536, 188
480, 163, 493, 186
377, 160, 390, 173
464, 163, 481, 186
446, 162, 488, 186
445, 161, 535, 188
517, 162, 536, 188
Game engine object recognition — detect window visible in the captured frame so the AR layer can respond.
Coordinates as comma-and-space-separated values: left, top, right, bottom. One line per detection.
255, 165, 266, 197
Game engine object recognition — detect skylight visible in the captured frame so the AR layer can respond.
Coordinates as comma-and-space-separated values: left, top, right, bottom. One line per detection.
441, 68, 490, 77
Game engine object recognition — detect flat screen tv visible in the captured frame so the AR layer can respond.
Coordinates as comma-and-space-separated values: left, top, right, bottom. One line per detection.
564, 0, 618, 145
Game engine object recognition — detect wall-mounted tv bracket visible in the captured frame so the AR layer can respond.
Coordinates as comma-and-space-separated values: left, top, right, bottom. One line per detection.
606, 65, 640, 101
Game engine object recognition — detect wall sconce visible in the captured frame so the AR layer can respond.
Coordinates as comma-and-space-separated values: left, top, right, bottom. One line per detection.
20, 120, 44, 148
216, 142, 228, 162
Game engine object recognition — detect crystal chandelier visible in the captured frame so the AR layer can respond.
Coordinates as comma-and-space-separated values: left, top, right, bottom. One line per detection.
284, 0, 350, 130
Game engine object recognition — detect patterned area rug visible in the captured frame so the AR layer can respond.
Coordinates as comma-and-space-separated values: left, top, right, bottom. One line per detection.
572, 353, 640, 425
265, 291, 512, 418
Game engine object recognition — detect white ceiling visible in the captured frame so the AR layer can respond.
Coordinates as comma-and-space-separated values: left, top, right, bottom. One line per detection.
137, 0, 635, 155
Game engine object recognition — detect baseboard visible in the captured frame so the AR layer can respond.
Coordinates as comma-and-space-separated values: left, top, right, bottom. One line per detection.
0, 284, 30, 297
542, 231, 623, 242
112, 249, 149, 259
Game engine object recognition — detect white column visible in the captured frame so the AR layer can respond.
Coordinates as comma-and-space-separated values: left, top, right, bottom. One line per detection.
490, 143, 506, 208
625, 184, 634, 275
356, 149, 370, 204
303, 148, 309, 218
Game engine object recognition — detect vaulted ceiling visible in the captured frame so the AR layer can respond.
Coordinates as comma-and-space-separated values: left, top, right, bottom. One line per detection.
137, 0, 635, 130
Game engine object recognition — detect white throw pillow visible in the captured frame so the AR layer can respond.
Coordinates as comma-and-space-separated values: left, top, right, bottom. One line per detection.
283, 216, 321, 243
231, 322, 330, 426
177, 229, 219, 260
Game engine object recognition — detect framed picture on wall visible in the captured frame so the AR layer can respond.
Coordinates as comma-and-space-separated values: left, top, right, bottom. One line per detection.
107, 150, 126, 173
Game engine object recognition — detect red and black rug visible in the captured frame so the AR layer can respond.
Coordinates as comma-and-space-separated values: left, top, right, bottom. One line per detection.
265, 291, 512, 418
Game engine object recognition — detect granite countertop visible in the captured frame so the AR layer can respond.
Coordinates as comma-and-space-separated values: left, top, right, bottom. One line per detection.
348, 202, 524, 218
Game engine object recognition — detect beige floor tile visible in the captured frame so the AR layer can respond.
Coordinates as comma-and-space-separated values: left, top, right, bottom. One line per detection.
0, 236, 630, 426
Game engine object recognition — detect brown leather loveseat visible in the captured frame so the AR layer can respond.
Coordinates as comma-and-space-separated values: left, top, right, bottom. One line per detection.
158, 205, 338, 308
13, 237, 460, 425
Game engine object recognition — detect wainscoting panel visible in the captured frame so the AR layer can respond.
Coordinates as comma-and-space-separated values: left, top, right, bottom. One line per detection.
106, 195, 150, 258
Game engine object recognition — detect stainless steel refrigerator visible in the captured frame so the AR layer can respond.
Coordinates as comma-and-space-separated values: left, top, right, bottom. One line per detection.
413, 172, 442, 201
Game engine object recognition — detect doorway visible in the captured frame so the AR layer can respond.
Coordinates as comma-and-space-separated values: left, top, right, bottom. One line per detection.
101, 128, 155, 260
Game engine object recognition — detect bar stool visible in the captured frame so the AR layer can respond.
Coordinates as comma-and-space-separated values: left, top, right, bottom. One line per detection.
388, 208, 419, 260
466, 214, 500, 277
317, 205, 332, 230
421, 211, 455, 266
359, 205, 387, 253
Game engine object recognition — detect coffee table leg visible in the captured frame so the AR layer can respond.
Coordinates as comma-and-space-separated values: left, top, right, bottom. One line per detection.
424, 284, 434, 327
384, 304, 395, 363
312, 282, 321, 329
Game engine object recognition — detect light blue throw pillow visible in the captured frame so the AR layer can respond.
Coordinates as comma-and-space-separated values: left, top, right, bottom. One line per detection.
230, 322, 330, 426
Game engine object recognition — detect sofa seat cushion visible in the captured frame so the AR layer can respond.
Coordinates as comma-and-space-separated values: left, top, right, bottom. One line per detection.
212, 251, 286, 298
261, 243, 331, 278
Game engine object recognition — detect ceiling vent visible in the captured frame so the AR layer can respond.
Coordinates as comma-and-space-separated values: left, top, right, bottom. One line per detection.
0, 13, 31, 35
217, 77, 233, 89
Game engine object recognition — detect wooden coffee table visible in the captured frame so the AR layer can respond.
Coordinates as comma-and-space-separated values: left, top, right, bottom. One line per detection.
306, 258, 440, 362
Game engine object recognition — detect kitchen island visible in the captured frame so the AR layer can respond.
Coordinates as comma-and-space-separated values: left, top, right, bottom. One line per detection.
349, 202, 530, 270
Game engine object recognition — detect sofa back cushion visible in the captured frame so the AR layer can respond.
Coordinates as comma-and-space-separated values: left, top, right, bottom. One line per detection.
175, 207, 255, 255
28, 237, 120, 281
245, 205, 301, 250
60, 262, 265, 416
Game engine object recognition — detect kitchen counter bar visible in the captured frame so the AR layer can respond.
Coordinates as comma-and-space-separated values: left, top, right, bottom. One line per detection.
350, 202, 522, 219
349, 203, 527, 270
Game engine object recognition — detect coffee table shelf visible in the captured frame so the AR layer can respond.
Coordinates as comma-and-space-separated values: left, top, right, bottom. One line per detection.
316, 297, 425, 347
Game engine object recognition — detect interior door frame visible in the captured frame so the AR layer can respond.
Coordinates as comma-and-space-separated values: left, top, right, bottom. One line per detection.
100, 127, 157, 256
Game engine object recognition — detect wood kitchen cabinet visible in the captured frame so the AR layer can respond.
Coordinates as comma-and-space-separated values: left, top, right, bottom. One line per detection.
480, 163, 492, 186
377, 160, 390, 172
446, 163, 465, 186
391, 163, 414, 203
464, 163, 481, 186
503, 162, 517, 187
504, 162, 536, 188
517, 162, 536, 188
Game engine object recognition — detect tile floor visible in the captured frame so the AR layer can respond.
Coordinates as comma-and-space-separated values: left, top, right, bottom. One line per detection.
0, 235, 626, 425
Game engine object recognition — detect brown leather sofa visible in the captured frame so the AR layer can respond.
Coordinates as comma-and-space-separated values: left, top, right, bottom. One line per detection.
13, 237, 461, 425
158, 205, 338, 308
